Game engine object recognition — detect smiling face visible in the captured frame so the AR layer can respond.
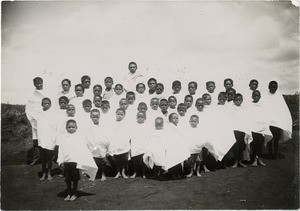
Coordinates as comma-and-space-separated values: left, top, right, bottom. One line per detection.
195, 99, 205, 111
42, 99, 51, 111
34, 80, 43, 90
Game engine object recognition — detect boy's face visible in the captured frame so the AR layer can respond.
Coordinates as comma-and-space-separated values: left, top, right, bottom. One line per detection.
252, 92, 261, 103
170, 114, 179, 126
42, 100, 51, 111
59, 99, 68, 109
168, 97, 177, 109
94, 96, 102, 108
224, 81, 233, 90
129, 63, 137, 74
188, 83, 197, 95
234, 96, 243, 106
196, 100, 205, 111
116, 110, 125, 121
249, 81, 258, 91
66, 105, 75, 116
227, 91, 235, 101
90, 111, 100, 125
34, 80, 43, 90
204, 96, 212, 105
148, 80, 157, 90
159, 101, 169, 111
75, 86, 84, 97
150, 99, 159, 110
269, 83, 278, 94
119, 100, 128, 110
82, 79, 91, 89
184, 97, 193, 108
206, 83, 216, 93
83, 103, 92, 113
137, 84, 145, 94
115, 85, 123, 95
105, 79, 113, 89
93, 86, 102, 96
155, 119, 164, 130
156, 85, 164, 94
218, 96, 226, 105
190, 117, 199, 128
127, 95, 135, 105
66, 122, 77, 134
101, 104, 110, 113
177, 107, 186, 116
62, 81, 70, 92
172, 85, 181, 94
137, 113, 146, 124
138, 105, 147, 112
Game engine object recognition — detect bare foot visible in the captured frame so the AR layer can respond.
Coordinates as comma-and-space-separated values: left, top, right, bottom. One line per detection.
47, 174, 53, 181
231, 162, 238, 169
257, 158, 266, 166
238, 161, 247, 168
114, 172, 121, 179
130, 173, 137, 179
203, 165, 210, 173
100, 176, 107, 181
186, 172, 193, 178
252, 158, 258, 167
122, 173, 129, 179
196, 172, 202, 178
142, 175, 146, 179
40, 173, 46, 181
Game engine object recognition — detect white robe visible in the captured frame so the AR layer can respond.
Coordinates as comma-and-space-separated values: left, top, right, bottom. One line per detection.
36, 109, 57, 150
263, 91, 293, 143
57, 132, 98, 181
129, 122, 150, 157
87, 122, 110, 158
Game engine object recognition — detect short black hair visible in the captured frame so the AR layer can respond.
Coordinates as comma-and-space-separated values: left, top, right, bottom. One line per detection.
81, 75, 91, 83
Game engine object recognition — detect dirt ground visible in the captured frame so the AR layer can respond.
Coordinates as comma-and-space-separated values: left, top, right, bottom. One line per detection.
1, 129, 299, 210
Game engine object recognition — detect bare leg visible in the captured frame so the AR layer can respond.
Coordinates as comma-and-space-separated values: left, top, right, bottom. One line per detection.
121, 167, 128, 179
100, 170, 107, 181
187, 167, 193, 178
114, 165, 121, 179
196, 164, 201, 177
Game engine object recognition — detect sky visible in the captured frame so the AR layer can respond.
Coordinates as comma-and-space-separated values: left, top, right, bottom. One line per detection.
1, 1, 299, 104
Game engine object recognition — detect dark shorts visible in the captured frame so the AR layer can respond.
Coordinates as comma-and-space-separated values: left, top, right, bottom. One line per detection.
114, 152, 129, 166
188, 153, 199, 165
94, 157, 106, 168
64, 162, 80, 182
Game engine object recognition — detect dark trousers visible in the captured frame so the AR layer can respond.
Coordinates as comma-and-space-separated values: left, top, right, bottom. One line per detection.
64, 162, 80, 196
131, 154, 145, 176
268, 126, 282, 158
233, 131, 246, 162
39, 147, 54, 174
251, 132, 264, 160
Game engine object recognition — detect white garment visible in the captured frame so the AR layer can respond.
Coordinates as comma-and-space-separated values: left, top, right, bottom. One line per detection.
87, 122, 110, 158
264, 91, 292, 143
36, 109, 57, 150
129, 122, 150, 157
57, 131, 98, 181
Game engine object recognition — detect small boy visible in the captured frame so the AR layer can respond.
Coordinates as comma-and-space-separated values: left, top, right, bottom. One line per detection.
82, 99, 92, 113
150, 97, 159, 111
195, 98, 205, 112
137, 102, 148, 112
57, 119, 98, 201
188, 81, 198, 96
136, 83, 146, 94
58, 96, 69, 110
93, 95, 102, 108
109, 108, 131, 179
168, 96, 177, 110
123, 62, 144, 92
114, 84, 125, 96
177, 103, 189, 127
103, 77, 114, 100
206, 81, 216, 94
172, 80, 182, 94
58, 79, 75, 100
226, 88, 236, 104
119, 98, 129, 111
147, 78, 157, 95
129, 111, 149, 179
184, 95, 194, 109
224, 78, 234, 91
93, 84, 103, 97
101, 100, 110, 114
202, 93, 212, 106
37, 97, 57, 181
88, 109, 110, 181
81, 75, 93, 99
217, 92, 227, 105
155, 83, 165, 99
159, 99, 169, 117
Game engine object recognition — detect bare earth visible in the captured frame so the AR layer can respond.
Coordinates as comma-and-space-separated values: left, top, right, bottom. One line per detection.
1, 131, 299, 210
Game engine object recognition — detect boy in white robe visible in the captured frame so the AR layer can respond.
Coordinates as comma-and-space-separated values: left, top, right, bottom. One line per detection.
26, 77, 46, 165
37, 98, 57, 181
265, 81, 292, 159
129, 111, 149, 179
57, 119, 98, 201
103, 77, 114, 100
108, 108, 131, 179
87, 109, 110, 181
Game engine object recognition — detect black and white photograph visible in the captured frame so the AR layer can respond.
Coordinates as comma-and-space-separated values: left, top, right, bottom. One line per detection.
1, 0, 299, 209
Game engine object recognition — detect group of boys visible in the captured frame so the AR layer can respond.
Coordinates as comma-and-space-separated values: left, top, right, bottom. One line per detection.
26, 62, 293, 201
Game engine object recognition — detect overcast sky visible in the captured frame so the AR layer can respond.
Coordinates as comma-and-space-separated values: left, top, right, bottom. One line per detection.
1, 1, 299, 104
